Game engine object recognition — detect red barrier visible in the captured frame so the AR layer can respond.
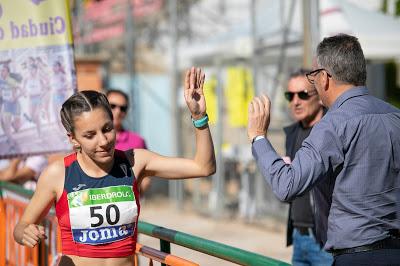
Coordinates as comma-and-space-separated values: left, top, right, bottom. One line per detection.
0, 183, 198, 266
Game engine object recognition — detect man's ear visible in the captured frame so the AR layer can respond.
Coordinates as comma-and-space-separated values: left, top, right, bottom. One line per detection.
323, 72, 330, 91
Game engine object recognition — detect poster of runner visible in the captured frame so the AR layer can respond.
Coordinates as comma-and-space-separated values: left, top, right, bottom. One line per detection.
0, 0, 75, 158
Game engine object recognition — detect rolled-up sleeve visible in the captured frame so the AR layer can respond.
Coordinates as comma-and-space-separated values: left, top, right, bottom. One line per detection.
252, 119, 344, 201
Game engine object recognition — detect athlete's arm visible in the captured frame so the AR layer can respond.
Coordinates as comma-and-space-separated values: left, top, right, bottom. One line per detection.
13, 160, 64, 247
133, 67, 216, 181
134, 126, 214, 180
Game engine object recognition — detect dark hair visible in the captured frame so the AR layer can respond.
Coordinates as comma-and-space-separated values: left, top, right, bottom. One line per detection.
316, 34, 366, 86
289, 68, 312, 79
106, 89, 130, 107
60, 90, 113, 134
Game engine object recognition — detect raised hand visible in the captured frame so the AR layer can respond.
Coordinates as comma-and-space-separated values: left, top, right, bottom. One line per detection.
184, 67, 206, 120
247, 94, 271, 142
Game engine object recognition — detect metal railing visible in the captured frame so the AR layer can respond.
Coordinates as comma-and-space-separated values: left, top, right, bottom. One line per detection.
0, 181, 290, 266
139, 221, 289, 266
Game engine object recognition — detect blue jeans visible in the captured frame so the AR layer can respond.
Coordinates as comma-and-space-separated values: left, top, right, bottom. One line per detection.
292, 229, 333, 266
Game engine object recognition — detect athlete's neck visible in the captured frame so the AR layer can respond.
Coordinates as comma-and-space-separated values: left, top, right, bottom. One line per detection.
77, 152, 114, 178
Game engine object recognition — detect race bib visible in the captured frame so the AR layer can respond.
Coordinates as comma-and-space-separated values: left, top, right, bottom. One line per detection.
67, 185, 137, 245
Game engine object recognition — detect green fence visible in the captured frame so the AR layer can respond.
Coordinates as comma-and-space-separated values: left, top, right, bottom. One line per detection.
139, 221, 290, 266
0, 181, 290, 266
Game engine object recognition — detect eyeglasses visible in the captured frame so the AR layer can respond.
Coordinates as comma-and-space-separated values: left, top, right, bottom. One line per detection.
110, 103, 128, 113
306, 68, 332, 84
284, 90, 318, 102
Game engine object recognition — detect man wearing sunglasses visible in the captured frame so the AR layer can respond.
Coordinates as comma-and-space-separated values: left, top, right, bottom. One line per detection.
283, 69, 332, 265
248, 34, 400, 265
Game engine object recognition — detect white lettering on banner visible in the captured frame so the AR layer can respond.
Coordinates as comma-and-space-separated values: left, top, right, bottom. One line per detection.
78, 225, 130, 243
99, 228, 113, 240
89, 191, 131, 201
79, 230, 88, 242
89, 230, 99, 241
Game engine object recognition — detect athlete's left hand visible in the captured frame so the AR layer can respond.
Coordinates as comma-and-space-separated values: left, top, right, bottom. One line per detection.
184, 67, 206, 120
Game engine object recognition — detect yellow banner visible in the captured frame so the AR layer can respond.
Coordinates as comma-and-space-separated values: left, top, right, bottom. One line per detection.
203, 75, 218, 124
0, 0, 73, 50
225, 67, 254, 127
0, 0, 75, 158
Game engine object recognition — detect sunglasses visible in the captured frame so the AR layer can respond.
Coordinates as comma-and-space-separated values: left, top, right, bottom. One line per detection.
284, 90, 318, 102
110, 103, 128, 113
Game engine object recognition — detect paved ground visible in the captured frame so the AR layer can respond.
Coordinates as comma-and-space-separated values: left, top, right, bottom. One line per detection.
137, 198, 292, 266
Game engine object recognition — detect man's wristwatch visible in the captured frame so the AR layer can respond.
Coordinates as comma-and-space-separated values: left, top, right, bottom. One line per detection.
252, 135, 265, 144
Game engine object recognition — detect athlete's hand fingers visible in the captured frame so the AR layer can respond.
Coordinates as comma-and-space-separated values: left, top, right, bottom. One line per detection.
23, 224, 47, 247
37, 225, 46, 239
22, 234, 39, 248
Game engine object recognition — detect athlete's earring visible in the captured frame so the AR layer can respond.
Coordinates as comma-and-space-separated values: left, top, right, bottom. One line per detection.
73, 144, 81, 152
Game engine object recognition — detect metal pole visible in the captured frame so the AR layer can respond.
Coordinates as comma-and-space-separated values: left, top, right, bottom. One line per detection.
138, 221, 290, 266
125, 0, 138, 131
270, 0, 296, 102
303, 0, 312, 68
311, 0, 320, 58
303, 0, 320, 68
210, 61, 225, 217
160, 239, 171, 266
74, 0, 85, 55
168, 0, 183, 209
250, 0, 266, 216
251, 0, 259, 94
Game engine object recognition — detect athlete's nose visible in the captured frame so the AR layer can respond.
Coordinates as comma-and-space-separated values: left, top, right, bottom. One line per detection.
98, 133, 109, 147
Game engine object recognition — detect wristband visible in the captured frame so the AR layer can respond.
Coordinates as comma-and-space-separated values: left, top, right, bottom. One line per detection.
192, 114, 209, 128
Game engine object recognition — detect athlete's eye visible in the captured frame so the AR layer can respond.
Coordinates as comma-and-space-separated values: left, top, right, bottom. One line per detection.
84, 134, 94, 139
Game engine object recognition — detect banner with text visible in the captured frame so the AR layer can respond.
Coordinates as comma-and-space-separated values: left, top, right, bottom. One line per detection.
0, 0, 75, 158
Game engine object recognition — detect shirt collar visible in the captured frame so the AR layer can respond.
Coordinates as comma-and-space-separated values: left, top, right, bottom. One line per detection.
329, 86, 368, 111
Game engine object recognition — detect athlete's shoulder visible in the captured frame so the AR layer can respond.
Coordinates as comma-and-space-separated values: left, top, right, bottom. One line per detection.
37, 159, 65, 187
63, 153, 77, 167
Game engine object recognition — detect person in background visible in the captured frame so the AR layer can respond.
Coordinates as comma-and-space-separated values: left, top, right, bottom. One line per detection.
106, 89, 150, 193
248, 34, 400, 265
0, 155, 48, 190
283, 68, 332, 265
0, 64, 23, 152
106, 89, 146, 151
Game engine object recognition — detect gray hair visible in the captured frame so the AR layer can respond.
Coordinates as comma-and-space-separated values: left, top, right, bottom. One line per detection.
316, 34, 366, 86
60, 90, 113, 134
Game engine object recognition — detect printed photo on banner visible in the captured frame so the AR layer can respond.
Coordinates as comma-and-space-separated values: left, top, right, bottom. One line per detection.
0, 0, 75, 158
